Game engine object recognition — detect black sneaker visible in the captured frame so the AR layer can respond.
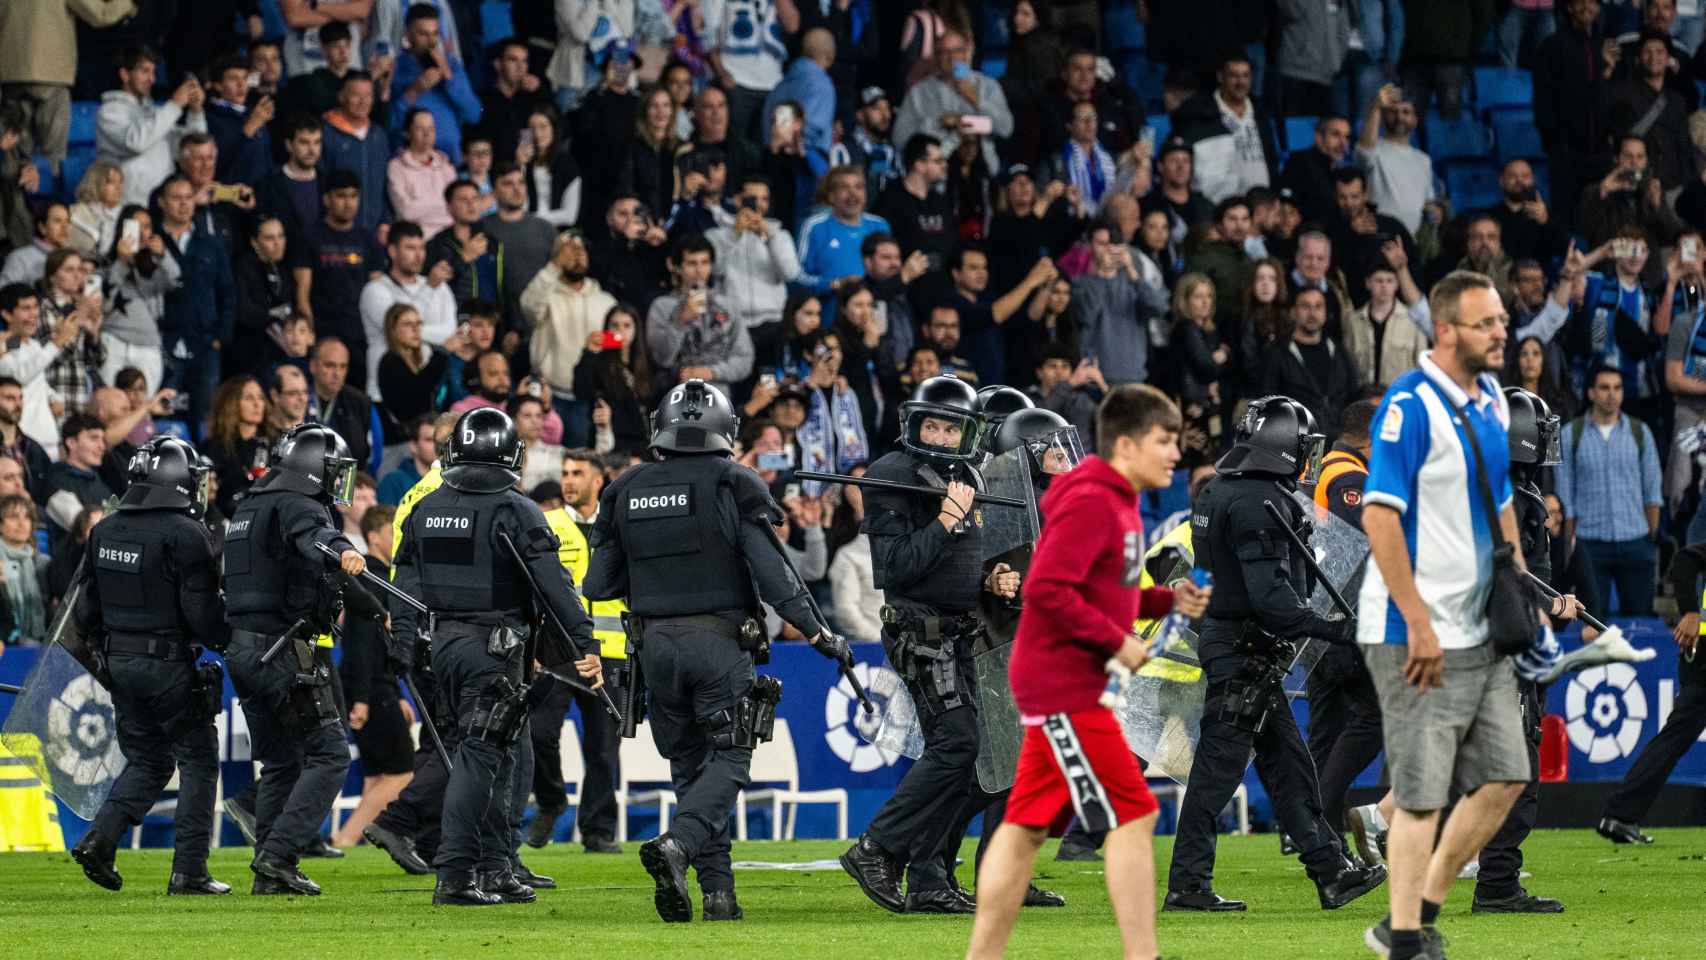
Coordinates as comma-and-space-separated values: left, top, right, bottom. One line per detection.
839, 835, 905, 914
1316, 862, 1387, 910
703, 889, 744, 921
639, 834, 693, 923
1365, 917, 1448, 958
1022, 884, 1066, 907
299, 837, 344, 859
432, 876, 503, 906
168, 873, 231, 895
1054, 843, 1102, 862
525, 805, 564, 848
362, 823, 432, 875
250, 852, 320, 896
251, 874, 290, 895
1472, 888, 1563, 913
70, 832, 122, 891
904, 887, 977, 914
1597, 817, 1654, 845
1163, 889, 1246, 912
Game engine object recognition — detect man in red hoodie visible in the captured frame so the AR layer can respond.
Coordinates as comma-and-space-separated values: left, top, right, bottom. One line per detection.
966, 384, 1210, 960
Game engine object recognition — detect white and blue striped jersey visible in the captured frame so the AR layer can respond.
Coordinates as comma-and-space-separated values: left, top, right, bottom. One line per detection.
1358, 353, 1512, 649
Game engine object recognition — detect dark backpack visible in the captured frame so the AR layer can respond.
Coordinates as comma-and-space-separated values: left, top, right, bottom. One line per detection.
1567, 414, 1647, 462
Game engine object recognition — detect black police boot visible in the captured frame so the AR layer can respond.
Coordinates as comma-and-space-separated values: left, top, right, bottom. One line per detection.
1054, 841, 1102, 862
481, 870, 539, 904
251, 874, 291, 895
639, 834, 694, 923
71, 832, 122, 891
582, 834, 623, 854
251, 851, 321, 896
1597, 817, 1655, 845
1163, 888, 1247, 912
703, 889, 744, 921
525, 805, 563, 849
300, 837, 344, 859
168, 873, 231, 895
1023, 884, 1066, 907
1472, 886, 1564, 914
905, 886, 977, 914
512, 858, 556, 889
839, 834, 905, 914
433, 874, 504, 906
1314, 861, 1387, 910
362, 823, 432, 875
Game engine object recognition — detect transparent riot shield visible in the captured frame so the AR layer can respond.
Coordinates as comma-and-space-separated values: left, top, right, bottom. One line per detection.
1, 641, 125, 821
974, 633, 1022, 793
855, 671, 925, 760
979, 447, 1040, 560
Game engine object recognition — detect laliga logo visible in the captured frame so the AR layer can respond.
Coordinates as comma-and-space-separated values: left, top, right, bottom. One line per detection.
1565, 663, 1648, 762
824, 663, 906, 772
46, 672, 123, 785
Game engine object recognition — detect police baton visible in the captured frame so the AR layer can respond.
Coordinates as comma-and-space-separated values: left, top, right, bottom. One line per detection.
311, 543, 455, 773
795, 470, 1026, 509
755, 520, 874, 715
1262, 500, 1356, 622
493, 532, 622, 722
259, 618, 310, 665
0, 683, 21, 695
1519, 569, 1611, 634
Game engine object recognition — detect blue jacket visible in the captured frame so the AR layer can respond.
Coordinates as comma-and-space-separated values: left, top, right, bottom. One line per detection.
161, 222, 236, 347
319, 120, 393, 236
391, 53, 482, 164
205, 100, 273, 186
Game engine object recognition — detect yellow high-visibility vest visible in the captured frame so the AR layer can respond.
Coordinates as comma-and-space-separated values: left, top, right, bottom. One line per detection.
390, 466, 444, 567
1134, 522, 1196, 638
545, 508, 629, 660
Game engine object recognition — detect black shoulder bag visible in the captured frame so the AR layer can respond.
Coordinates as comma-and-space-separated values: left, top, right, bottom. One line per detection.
1441, 388, 1540, 657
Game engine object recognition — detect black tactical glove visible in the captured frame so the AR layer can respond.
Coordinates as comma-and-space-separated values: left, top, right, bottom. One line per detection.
1324, 615, 1358, 646
809, 630, 852, 667
341, 575, 387, 623
387, 631, 415, 676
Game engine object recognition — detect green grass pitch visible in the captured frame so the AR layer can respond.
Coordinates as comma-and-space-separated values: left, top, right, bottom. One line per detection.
2, 829, 1701, 958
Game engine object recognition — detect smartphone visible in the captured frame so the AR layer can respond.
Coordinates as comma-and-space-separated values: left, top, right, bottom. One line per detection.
83, 274, 102, 298
121, 218, 141, 248
1684, 238, 1698, 262
740, 195, 760, 212
771, 106, 799, 143
757, 452, 791, 470
758, 372, 777, 390
1139, 124, 1157, 155
246, 72, 260, 90
212, 183, 249, 204
599, 331, 625, 350
784, 483, 802, 501
519, 129, 534, 151
1613, 238, 1635, 259
457, 321, 471, 340
959, 114, 993, 136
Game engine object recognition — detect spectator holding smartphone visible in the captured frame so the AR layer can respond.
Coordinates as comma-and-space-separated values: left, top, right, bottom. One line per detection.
573, 304, 652, 455
521, 231, 617, 447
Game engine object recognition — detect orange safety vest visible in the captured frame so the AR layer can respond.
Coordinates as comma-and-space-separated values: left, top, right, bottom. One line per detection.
1313, 449, 1368, 512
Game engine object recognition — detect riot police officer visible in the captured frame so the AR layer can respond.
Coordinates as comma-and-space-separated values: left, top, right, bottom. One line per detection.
583, 379, 843, 923
840, 375, 1018, 915
389, 407, 604, 907
973, 385, 1034, 447
1166, 396, 1386, 912
223, 423, 369, 896
1474, 388, 1570, 913
69, 437, 229, 895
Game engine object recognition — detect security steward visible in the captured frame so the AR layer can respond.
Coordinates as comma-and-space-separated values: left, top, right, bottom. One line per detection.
840, 375, 1019, 916
583, 379, 844, 924
389, 407, 605, 907
526, 450, 627, 854
223, 423, 370, 896
1304, 399, 1387, 859
1475, 387, 1572, 913
69, 437, 230, 895
1165, 396, 1386, 912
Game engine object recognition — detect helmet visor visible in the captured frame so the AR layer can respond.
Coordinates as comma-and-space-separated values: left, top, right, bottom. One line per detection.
1298, 432, 1327, 485
324, 456, 358, 506
904, 410, 982, 460
191, 464, 212, 514
1537, 414, 1562, 466
1026, 427, 1085, 476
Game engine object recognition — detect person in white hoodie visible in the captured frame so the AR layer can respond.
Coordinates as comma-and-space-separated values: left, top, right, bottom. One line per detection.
356, 219, 457, 398
520, 231, 616, 448
707, 175, 800, 339
0, 283, 79, 454
95, 48, 208, 207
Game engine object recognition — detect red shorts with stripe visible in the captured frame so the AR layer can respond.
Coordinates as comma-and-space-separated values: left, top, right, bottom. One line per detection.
1005, 708, 1157, 832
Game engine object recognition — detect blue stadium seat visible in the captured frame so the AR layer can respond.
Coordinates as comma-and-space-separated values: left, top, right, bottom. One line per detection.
1146, 114, 1171, 147
61, 145, 97, 198
1120, 53, 1167, 115
1442, 159, 1503, 210
30, 155, 58, 202
1284, 116, 1318, 154
69, 101, 100, 147
1104, 2, 1146, 54
1489, 108, 1543, 162
1474, 67, 1533, 110
1423, 111, 1490, 160
480, 1, 513, 43
980, 54, 1006, 80
977, 3, 1010, 50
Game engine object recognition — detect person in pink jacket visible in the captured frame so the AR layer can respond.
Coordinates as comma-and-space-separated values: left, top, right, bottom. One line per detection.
386, 108, 456, 237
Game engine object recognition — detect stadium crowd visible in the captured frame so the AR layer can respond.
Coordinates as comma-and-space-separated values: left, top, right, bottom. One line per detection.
0, 0, 1700, 650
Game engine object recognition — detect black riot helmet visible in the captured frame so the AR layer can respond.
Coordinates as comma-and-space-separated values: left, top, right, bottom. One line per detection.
651, 379, 739, 455
1503, 386, 1561, 467
992, 407, 1082, 482
900, 375, 984, 463
1216, 395, 1326, 482
443, 407, 523, 493
974, 385, 1034, 451
118, 436, 209, 512
255, 423, 359, 505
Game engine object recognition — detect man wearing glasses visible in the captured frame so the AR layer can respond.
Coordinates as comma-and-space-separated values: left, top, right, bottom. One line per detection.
1359, 271, 1533, 960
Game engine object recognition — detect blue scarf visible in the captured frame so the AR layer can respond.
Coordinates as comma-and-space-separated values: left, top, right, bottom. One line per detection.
797, 383, 869, 495
1063, 140, 1115, 209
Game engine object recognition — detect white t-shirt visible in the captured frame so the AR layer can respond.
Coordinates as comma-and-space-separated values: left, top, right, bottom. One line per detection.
1359, 139, 1435, 235
1195, 92, 1270, 202
702, 0, 786, 91
284, 0, 367, 78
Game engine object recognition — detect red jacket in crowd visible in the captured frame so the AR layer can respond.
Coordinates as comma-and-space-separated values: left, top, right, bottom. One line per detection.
1011, 455, 1175, 716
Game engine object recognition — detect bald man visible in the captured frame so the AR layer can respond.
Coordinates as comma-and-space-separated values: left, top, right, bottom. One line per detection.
761, 27, 838, 167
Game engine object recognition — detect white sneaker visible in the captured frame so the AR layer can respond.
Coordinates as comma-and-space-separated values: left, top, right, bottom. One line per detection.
1352, 805, 1387, 866
1538, 625, 1657, 683
1458, 859, 1480, 880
